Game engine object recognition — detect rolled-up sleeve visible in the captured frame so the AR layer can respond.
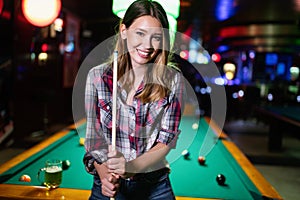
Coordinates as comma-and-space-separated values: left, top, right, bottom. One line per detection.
83, 68, 109, 174
157, 71, 186, 148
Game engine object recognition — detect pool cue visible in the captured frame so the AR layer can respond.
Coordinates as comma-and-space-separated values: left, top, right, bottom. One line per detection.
111, 50, 118, 200
112, 51, 118, 156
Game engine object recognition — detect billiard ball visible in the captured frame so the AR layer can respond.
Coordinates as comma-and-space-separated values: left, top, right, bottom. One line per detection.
62, 160, 71, 170
181, 149, 190, 159
79, 137, 85, 146
198, 156, 206, 165
216, 174, 226, 185
19, 174, 31, 182
192, 123, 198, 130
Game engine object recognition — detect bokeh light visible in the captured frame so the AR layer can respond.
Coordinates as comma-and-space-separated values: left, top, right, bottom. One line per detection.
22, 0, 61, 27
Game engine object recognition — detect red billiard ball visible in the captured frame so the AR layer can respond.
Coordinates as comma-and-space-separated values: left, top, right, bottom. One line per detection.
198, 156, 206, 165
216, 174, 226, 185
19, 174, 31, 182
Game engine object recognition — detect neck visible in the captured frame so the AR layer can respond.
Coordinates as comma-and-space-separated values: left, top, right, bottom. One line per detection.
132, 65, 146, 77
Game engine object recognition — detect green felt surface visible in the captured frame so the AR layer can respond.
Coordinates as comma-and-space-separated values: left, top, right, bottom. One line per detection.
167, 117, 261, 199
1, 131, 93, 189
0, 117, 262, 199
265, 106, 300, 121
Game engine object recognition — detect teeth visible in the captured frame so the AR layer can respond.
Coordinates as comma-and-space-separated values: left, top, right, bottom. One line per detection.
138, 50, 149, 56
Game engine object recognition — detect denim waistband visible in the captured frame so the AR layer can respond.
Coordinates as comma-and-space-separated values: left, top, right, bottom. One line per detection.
125, 167, 170, 182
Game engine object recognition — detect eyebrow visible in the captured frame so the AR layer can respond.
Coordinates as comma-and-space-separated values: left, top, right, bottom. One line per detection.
135, 28, 162, 35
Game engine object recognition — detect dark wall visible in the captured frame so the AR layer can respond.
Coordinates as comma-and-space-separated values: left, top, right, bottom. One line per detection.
4, 0, 75, 138
0, 0, 14, 136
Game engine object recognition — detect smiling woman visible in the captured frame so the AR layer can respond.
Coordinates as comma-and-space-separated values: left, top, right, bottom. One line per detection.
83, 1, 186, 200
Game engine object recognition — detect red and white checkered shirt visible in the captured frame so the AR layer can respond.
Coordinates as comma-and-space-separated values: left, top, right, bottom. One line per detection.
83, 63, 185, 174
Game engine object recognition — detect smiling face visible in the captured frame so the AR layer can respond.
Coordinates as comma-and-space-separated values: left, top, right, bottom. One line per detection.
120, 15, 163, 68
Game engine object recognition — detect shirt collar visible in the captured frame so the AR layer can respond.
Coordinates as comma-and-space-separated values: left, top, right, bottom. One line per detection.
102, 66, 145, 95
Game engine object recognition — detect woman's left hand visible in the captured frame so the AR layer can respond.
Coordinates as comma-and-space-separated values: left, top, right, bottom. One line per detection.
107, 145, 127, 177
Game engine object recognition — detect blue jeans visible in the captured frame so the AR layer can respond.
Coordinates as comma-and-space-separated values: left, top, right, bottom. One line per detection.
89, 169, 176, 200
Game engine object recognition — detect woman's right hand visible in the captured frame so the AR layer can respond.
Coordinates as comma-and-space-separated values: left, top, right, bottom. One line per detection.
94, 161, 120, 197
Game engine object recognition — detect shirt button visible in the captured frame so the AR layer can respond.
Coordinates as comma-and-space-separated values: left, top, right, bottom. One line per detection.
106, 105, 110, 110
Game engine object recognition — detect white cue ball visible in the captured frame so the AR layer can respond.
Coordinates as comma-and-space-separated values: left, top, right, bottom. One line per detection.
192, 123, 198, 130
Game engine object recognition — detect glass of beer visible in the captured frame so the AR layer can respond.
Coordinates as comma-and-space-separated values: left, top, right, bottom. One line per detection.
38, 159, 63, 188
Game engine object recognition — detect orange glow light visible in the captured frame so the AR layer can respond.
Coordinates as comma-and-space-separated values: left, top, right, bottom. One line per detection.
22, 0, 61, 27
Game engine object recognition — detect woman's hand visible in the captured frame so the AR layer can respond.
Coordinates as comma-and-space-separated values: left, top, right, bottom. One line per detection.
94, 162, 120, 198
107, 145, 132, 178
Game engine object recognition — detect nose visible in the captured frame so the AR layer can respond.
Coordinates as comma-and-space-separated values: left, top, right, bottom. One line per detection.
142, 36, 152, 49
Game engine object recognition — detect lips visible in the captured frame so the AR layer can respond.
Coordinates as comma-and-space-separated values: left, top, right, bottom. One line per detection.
137, 49, 152, 58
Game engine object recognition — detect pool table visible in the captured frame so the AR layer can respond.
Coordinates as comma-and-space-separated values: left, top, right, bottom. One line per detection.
0, 116, 282, 200
254, 105, 300, 151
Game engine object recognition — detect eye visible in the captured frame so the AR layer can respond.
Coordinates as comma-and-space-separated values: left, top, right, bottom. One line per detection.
136, 31, 145, 37
153, 36, 162, 42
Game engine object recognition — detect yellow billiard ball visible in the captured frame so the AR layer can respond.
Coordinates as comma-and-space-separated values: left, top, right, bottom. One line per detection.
79, 137, 85, 146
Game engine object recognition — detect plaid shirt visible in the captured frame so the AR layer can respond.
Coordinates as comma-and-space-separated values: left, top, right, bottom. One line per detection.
83, 63, 185, 174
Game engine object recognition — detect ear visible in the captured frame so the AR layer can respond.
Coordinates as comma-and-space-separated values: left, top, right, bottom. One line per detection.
120, 24, 127, 39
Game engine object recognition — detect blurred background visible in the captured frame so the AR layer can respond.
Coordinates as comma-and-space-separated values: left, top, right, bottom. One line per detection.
0, 0, 299, 199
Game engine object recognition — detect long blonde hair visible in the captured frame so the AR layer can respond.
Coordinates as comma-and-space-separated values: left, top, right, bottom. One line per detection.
112, 0, 176, 103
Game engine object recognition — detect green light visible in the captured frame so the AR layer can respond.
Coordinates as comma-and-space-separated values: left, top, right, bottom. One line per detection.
112, 0, 134, 19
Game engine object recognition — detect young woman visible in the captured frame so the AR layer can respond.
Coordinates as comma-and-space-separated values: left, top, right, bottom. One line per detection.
83, 1, 185, 199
